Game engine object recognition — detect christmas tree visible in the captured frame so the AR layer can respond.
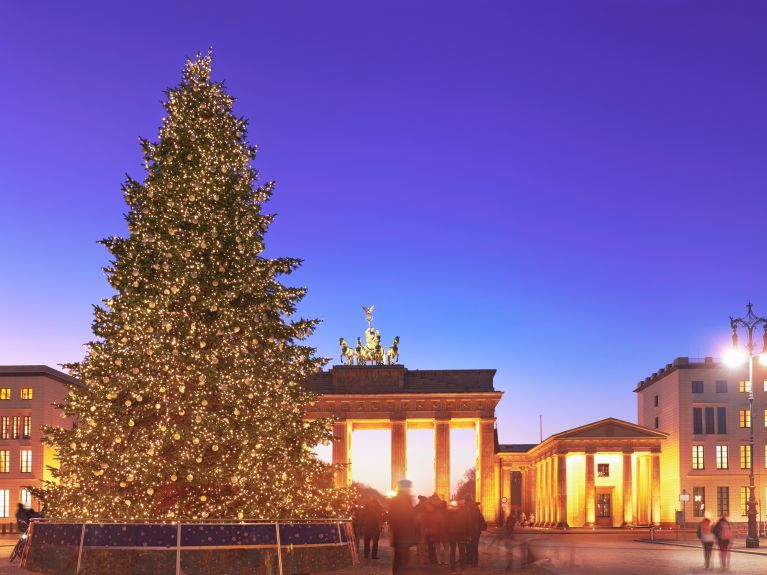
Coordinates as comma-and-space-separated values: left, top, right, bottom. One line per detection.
36, 53, 352, 520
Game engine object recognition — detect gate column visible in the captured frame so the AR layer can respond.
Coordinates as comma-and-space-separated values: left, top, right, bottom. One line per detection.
391, 419, 408, 490
477, 418, 498, 523
434, 418, 451, 500
332, 420, 351, 487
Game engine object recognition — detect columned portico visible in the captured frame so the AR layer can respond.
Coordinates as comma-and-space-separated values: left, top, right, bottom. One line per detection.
497, 418, 667, 528
305, 365, 503, 522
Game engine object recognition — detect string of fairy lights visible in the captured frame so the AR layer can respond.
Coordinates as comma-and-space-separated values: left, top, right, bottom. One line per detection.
33, 53, 355, 520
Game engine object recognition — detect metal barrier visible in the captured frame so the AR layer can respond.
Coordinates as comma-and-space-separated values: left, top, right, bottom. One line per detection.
23, 518, 357, 575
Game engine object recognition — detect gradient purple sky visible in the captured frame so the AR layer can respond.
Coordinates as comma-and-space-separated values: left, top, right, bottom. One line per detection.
2, 1, 766, 493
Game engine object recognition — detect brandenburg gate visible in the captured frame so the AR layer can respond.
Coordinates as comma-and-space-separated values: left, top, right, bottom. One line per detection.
304, 365, 503, 522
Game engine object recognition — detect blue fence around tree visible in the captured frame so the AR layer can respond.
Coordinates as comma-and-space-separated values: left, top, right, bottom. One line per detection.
22, 519, 357, 575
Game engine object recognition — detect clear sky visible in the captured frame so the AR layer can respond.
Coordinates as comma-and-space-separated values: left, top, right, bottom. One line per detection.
2, 1, 766, 493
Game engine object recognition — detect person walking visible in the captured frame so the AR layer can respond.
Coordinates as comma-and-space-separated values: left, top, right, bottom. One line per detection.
713, 512, 732, 571
360, 495, 386, 560
446, 501, 470, 573
388, 480, 417, 575
696, 517, 715, 569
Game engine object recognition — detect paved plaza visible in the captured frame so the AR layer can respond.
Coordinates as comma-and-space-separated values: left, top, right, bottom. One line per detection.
1, 530, 766, 574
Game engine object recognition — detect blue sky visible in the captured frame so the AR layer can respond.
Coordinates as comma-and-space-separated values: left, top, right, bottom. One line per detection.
2, 0, 766, 488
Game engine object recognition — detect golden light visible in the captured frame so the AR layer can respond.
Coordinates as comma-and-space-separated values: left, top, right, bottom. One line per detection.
759, 353, 767, 367
386, 490, 397, 498
723, 346, 747, 367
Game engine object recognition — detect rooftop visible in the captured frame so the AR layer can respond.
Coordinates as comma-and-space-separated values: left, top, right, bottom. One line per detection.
0, 365, 79, 386
634, 356, 721, 392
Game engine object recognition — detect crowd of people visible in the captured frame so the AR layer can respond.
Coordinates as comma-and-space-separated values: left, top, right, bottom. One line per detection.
353, 479, 488, 574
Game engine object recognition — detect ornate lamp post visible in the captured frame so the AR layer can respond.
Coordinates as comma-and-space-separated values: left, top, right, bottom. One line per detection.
724, 302, 767, 548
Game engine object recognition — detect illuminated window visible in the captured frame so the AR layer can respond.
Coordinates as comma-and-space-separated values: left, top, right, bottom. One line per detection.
692, 381, 704, 393
0, 451, 9, 473
0, 417, 8, 440
739, 380, 751, 393
740, 445, 751, 469
740, 409, 751, 428
20, 450, 32, 473
19, 489, 32, 508
740, 487, 749, 516
11, 417, 19, 439
693, 486, 705, 517
692, 445, 704, 469
0, 490, 8, 518
765, 444, 767, 468
22, 417, 31, 439
716, 380, 728, 393
597, 463, 609, 477
717, 486, 729, 515
764, 409, 767, 428
0, 389, 10, 400
716, 445, 729, 469
20, 388, 32, 400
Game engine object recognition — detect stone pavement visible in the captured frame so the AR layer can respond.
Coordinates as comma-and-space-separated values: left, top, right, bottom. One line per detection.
2, 531, 767, 574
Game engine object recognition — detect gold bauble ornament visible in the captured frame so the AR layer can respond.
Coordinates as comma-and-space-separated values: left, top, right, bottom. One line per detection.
192, 437, 200, 445
173, 433, 181, 440
114, 436, 122, 444
120, 481, 127, 488
70, 442, 77, 450
170, 474, 178, 482
186, 474, 193, 481
147, 488, 155, 496
200, 495, 207, 502
212, 445, 219, 452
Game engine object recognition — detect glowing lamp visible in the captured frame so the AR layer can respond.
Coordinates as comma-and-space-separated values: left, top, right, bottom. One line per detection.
723, 347, 746, 367
386, 490, 396, 498
759, 353, 767, 367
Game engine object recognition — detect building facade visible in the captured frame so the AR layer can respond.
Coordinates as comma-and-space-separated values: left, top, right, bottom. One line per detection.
496, 419, 666, 527
635, 357, 766, 525
0, 366, 74, 518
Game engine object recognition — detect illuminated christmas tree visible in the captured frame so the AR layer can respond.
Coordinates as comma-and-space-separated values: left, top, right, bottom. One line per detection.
36, 53, 351, 520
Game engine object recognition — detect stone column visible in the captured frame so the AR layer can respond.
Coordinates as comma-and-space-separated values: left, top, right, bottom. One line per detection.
557, 453, 568, 527
434, 418, 451, 500
477, 419, 499, 523
622, 451, 633, 526
391, 419, 407, 490
651, 451, 661, 525
585, 451, 595, 526
332, 420, 351, 488
535, 462, 541, 524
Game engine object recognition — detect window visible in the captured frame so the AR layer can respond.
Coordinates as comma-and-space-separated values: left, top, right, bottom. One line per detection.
740, 487, 749, 516
20, 449, 32, 473
740, 445, 751, 469
739, 380, 751, 393
654, 395, 659, 407
654, 417, 659, 429
11, 417, 19, 439
705, 407, 715, 434
22, 417, 31, 439
692, 445, 704, 469
596, 493, 611, 517
693, 408, 703, 434
717, 487, 730, 515
693, 487, 705, 517
0, 490, 8, 518
717, 407, 727, 434
716, 380, 728, 393
0, 417, 8, 440
19, 489, 32, 508
692, 381, 704, 393
716, 445, 729, 469
0, 389, 10, 400
20, 388, 32, 400
0, 451, 8, 473
764, 409, 767, 428
740, 409, 751, 428
597, 463, 610, 477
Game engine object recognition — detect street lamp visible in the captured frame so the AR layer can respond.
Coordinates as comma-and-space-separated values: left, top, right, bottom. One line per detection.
724, 302, 766, 548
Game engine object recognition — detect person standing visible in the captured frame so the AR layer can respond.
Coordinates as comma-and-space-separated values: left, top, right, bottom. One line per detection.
446, 501, 470, 573
713, 512, 732, 571
361, 495, 386, 560
388, 480, 417, 575
696, 517, 715, 569
465, 496, 485, 566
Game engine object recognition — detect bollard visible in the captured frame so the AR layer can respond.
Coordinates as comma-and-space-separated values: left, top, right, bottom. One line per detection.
650, 525, 655, 542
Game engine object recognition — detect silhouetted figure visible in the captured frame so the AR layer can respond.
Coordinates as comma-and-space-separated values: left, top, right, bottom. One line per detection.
713, 512, 732, 570
446, 501, 470, 573
465, 496, 486, 566
388, 480, 417, 575
360, 495, 386, 560
425, 495, 449, 566
696, 517, 715, 569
